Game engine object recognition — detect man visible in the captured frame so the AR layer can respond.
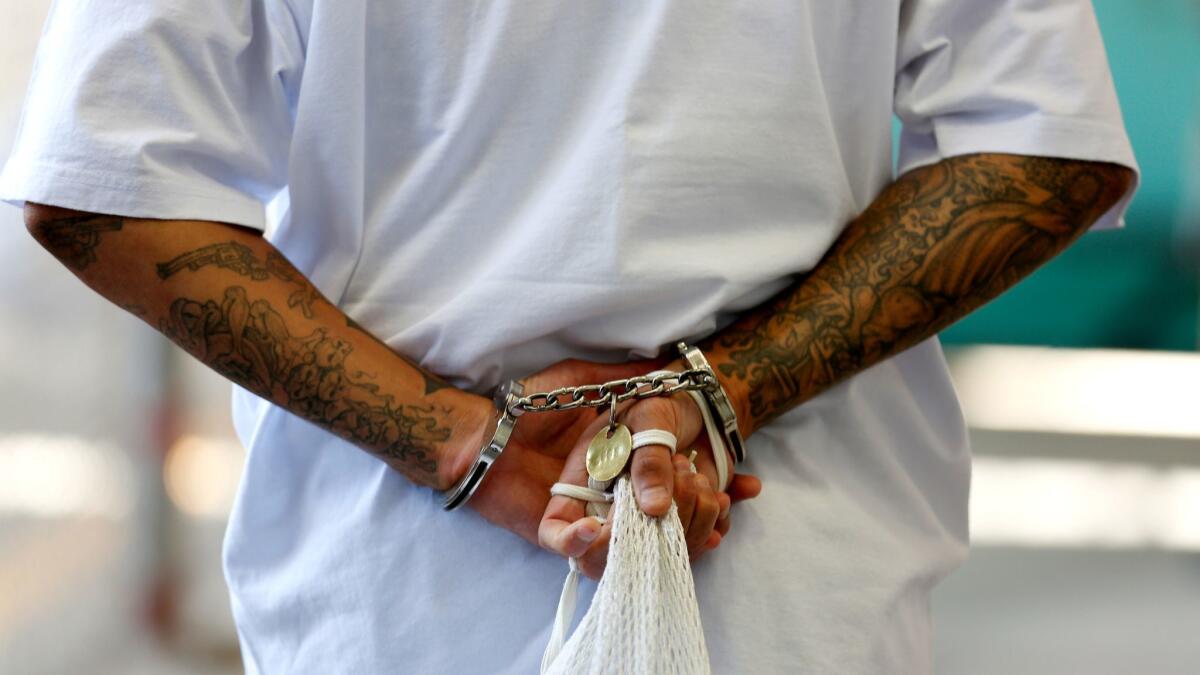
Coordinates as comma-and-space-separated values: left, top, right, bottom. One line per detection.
2, 1, 1136, 673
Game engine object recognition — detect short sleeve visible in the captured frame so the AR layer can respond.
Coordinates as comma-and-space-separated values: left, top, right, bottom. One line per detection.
0, 0, 304, 230
894, 0, 1140, 229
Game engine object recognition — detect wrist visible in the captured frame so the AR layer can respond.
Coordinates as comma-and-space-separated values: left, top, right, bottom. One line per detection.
657, 357, 735, 490
436, 390, 493, 492
711, 357, 755, 439
694, 343, 755, 439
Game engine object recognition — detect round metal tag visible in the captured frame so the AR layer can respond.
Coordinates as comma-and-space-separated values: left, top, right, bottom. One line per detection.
585, 423, 633, 483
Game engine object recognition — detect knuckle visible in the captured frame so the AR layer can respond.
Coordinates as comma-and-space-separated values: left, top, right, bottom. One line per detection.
626, 397, 677, 427
581, 555, 605, 580
675, 498, 694, 519
691, 499, 715, 526
674, 474, 697, 501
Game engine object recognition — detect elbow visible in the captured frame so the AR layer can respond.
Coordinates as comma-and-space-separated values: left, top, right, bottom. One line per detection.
23, 202, 76, 241
23, 202, 126, 273
23, 202, 50, 239
1092, 162, 1136, 220
1058, 161, 1136, 237
1115, 166, 1136, 193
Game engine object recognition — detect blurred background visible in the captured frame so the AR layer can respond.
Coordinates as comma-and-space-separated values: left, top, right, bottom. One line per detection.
0, 1, 1197, 673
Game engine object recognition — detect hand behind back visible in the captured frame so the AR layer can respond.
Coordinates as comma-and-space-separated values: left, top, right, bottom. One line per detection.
445, 355, 761, 576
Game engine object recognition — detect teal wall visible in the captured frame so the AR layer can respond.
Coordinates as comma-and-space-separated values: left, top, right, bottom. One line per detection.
938, 0, 1200, 350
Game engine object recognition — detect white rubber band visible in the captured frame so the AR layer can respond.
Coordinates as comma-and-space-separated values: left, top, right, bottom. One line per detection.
631, 428, 678, 453
550, 483, 612, 503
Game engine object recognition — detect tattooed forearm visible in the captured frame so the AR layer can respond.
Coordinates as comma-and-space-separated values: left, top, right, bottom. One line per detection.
344, 316, 453, 396
28, 214, 123, 270
162, 242, 458, 405
25, 204, 473, 488
161, 285, 450, 482
701, 154, 1134, 434
158, 242, 319, 317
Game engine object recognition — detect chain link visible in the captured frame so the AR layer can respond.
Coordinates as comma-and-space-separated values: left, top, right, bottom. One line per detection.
510, 368, 718, 415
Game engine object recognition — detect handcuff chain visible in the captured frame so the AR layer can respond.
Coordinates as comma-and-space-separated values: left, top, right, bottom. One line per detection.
511, 368, 718, 415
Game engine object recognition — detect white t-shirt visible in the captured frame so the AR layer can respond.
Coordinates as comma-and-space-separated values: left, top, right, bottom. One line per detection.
2, 1, 1137, 672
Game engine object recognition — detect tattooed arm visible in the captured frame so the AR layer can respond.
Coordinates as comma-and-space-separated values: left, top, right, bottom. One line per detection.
23, 204, 734, 550
698, 154, 1136, 436
23, 204, 485, 489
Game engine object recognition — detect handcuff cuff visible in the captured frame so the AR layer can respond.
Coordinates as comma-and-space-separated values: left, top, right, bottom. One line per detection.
442, 341, 746, 511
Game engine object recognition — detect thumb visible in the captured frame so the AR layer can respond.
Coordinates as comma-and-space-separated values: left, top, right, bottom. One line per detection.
539, 515, 605, 559
538, 413, 612, 558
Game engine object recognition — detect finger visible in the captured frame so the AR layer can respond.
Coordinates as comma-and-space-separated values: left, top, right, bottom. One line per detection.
726, 473, 763, 503
685, 437, 722, 492
631, 442, 674, 516
576, 522, 613, 580
715, 493, 732, 536
715, 516, 731, 537
539, 414, 612, 558
686, 474, 720, 557
539, 515, 604, 559
672, 455, 697, 533
539, 493, 587, 551
705, 531, 722, 550
624, 398, 678, 517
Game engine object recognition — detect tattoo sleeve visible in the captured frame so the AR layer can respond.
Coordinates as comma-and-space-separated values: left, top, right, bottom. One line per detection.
159, 286, 449, 476
24, 206, 481, 488
699, 154, 1134, 436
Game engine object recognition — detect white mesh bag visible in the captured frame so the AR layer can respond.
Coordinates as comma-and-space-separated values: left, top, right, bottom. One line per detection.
543, 476, 712, 675
540, 372, 732, 674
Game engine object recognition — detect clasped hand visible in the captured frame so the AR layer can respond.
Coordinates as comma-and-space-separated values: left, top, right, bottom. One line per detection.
445, 356, 761, 579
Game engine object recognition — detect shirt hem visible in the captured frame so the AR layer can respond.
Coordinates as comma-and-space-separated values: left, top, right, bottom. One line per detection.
0, 160, 267, 230
896, 112, 1140, 231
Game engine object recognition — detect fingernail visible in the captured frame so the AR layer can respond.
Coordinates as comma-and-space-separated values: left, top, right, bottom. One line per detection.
642, 486, 669, 510
695, 475, 710, 490
578, 525, 599, 543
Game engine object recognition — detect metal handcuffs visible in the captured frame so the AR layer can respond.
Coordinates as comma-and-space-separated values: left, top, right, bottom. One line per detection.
442, 341, 746, 511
